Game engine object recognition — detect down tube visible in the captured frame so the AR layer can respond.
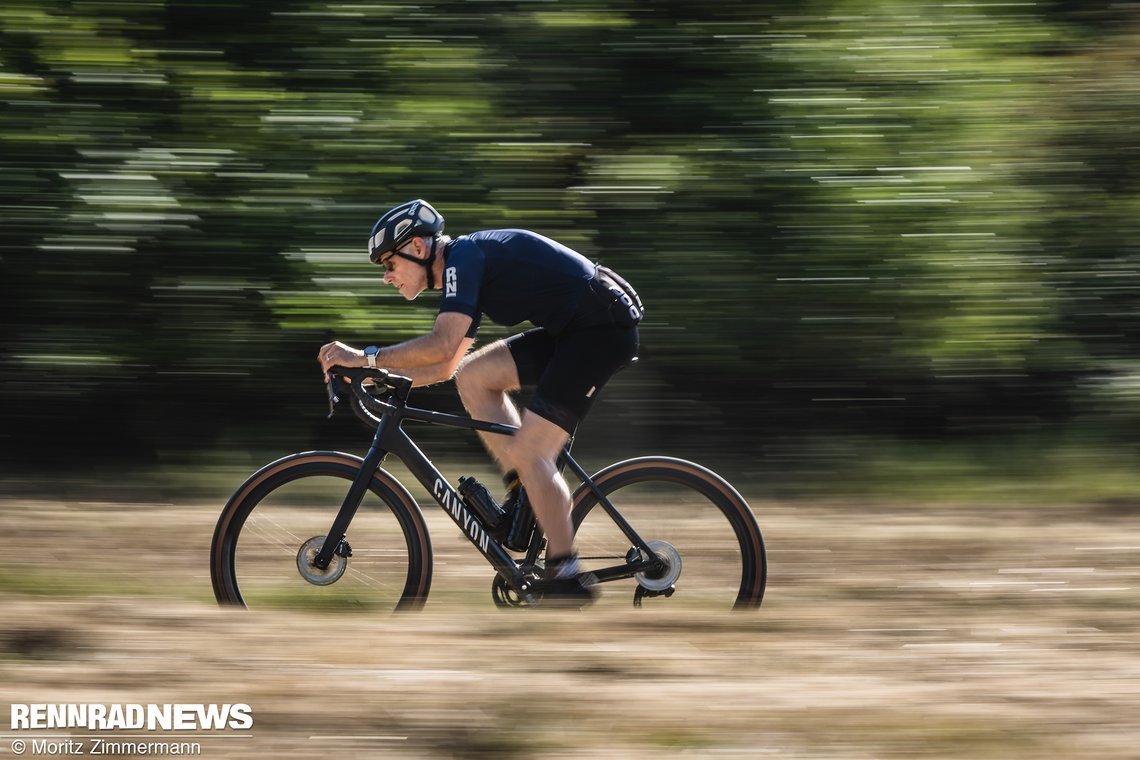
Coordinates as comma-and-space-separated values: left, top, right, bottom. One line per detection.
390, 427, 524, 588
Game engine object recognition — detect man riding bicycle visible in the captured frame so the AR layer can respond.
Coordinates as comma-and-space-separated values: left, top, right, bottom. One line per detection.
317, 199, 642, 606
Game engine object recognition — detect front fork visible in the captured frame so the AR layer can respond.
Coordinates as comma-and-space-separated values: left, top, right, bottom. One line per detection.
312, 421, 391, 570
309, 417, 529, 592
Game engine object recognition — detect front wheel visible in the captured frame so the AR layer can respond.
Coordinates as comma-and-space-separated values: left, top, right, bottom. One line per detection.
211, 451, 433, 613
571, 457, 766, 610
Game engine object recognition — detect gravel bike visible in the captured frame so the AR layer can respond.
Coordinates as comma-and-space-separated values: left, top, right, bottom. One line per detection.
210, 368, 766, 611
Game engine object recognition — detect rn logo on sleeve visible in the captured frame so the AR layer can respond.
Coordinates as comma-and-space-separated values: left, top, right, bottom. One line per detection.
445, 267, 457, 298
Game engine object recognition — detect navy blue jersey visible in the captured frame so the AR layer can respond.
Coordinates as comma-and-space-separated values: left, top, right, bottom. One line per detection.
438, 229, 596, 336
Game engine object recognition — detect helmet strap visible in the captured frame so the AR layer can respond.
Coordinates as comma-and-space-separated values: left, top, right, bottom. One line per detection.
425, 235, 439, 289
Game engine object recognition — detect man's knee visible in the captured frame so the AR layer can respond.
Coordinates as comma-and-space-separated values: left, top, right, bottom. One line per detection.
453, 346, 492, 401
453, 359, 480, 402
509, 412, 570, 474
455, 342, 517, 401
511, 438, 556, 471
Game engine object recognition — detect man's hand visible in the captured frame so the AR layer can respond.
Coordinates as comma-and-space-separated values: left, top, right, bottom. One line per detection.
319, 340, 366, 380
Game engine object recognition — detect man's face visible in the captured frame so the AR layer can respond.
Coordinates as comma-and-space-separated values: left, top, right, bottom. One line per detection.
380, 238, 427, 300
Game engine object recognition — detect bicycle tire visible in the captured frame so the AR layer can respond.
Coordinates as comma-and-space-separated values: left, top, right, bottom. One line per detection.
211, 451, 432, 612
571, 456, 766, 610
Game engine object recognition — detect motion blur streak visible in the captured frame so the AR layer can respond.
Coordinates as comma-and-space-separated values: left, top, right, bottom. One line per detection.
3, 4, 1140, 757
1, 2, 1138, 482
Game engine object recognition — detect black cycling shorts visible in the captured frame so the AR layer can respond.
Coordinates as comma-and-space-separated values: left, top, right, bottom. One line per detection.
506, 325, 639, 434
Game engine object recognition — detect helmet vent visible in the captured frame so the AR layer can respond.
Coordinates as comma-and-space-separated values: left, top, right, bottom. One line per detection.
368, 199, 444, 263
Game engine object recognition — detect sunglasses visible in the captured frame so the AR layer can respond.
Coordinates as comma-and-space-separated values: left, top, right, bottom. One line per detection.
375, 241, 417, 272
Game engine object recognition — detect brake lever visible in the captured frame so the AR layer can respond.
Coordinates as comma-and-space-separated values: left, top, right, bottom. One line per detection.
325, 371, 343, 418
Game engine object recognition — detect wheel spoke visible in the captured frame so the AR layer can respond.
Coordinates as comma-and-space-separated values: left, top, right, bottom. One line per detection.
212, 455, 430, 613
572, 459, 766, 611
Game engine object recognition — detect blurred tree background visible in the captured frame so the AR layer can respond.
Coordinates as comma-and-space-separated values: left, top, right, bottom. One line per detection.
2, 0, 1139, 488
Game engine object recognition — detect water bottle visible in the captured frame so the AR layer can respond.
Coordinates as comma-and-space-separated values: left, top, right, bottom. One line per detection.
505, 490, 537, 552
458, 477, 507, 531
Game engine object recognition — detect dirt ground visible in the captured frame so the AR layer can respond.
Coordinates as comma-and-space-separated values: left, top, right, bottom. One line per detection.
1, 495, 1137, 759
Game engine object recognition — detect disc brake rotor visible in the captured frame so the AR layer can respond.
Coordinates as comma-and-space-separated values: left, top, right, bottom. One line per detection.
296, 536, 347, 586
634, 540, 682, 592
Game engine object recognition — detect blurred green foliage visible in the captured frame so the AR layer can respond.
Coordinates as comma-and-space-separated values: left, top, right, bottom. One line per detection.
2, 1, 1140, 470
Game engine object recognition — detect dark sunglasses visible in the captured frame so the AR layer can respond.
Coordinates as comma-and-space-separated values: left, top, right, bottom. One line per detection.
374, 242, 417, 271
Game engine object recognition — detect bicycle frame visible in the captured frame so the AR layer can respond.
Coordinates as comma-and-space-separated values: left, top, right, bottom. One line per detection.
312, 372, 663, 593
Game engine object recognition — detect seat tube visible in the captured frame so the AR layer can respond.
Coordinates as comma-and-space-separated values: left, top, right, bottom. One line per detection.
313, 417, 391, 569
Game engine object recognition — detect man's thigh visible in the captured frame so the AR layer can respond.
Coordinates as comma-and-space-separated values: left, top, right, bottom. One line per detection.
456, 339, 521, 393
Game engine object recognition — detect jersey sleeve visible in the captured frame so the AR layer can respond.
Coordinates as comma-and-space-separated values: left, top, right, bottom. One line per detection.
439, 239, 483, 320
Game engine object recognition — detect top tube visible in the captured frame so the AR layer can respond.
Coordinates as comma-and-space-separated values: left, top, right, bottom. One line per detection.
329, 365, 518, 436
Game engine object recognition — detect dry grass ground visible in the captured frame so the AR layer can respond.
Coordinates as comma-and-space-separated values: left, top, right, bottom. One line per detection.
1, 495, 1138, 758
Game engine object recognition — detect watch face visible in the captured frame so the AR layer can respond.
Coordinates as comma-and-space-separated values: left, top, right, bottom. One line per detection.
364, 346, 379, 356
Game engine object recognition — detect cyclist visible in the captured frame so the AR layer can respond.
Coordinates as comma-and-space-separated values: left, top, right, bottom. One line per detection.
318, 199, 642, 606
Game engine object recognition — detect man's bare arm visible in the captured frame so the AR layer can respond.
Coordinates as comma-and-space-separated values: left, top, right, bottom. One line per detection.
375, 312, 472, 368
386, 334, 475, 386
318, 313, 475, 384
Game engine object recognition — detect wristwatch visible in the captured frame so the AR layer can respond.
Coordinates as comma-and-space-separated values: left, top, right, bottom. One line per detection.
364, 345, 380, 368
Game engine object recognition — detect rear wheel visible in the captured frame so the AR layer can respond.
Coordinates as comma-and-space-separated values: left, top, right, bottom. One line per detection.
571, 457, 766, 610
211, 452, 432, 612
